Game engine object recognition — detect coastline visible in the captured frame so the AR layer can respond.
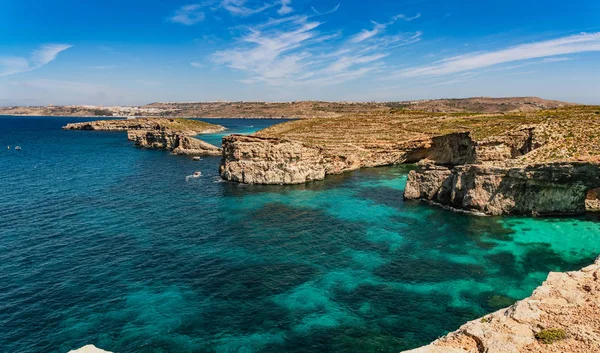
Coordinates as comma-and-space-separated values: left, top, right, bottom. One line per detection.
402, 256, 600, 353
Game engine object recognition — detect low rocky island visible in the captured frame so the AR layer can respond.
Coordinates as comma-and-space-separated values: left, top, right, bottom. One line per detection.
63, 118, 225, 156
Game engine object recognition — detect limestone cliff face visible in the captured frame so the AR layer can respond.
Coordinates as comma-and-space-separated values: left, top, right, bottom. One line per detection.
220, 135, 327, 184
405, 162, 600, 216
402, 257, 600, 353
475, 127, 541, 162
220, 133, 475, 184
127, 130, 221, 156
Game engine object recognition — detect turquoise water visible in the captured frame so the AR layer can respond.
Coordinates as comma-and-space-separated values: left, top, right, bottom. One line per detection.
1, 116, 600, 353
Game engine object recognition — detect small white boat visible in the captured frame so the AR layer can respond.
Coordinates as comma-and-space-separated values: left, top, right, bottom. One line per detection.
192, 156, 201, 161
186, 171, 202, 181
15, 146, 21, 150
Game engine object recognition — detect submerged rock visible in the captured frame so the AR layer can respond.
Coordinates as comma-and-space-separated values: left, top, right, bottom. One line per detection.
402, 257, 600, 353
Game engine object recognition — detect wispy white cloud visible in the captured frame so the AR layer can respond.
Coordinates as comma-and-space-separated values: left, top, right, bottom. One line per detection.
350, 22, 387, 43
350, 13, 421, 43
169, 4, 206, 25
277, 0, 293, 15
221, 0, 275, 16
311, 3, 340, 16
542, 56, 572, 63
395, 32, 600, 78
190, 61, 205, 68
0, 44, 72, 77
210, 10, 421, 86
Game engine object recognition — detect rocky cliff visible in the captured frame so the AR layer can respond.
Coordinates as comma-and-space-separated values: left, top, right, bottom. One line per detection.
127, 130, 221, 156
220, 106, 600, 215
219, 132, 475, 184
63, 117, 225, 135
64, 118, 224, 156
402, 257, 600, 353
405, 162, 600, 216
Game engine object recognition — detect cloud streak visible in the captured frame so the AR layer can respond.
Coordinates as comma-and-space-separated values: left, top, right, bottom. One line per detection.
169, 4, 206, 25
0, 44, 72, 77
211, 11, 421, 86
395, 32, 600, 78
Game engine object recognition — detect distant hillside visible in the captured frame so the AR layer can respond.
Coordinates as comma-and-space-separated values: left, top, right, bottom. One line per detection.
0, 97, 574, 118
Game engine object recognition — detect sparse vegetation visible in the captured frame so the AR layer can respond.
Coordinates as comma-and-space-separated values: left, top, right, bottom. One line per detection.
535, 328, 567, 344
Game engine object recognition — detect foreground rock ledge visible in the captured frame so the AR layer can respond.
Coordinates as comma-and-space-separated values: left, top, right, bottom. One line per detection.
402, 257, 600, 353
68, 345, 112, 353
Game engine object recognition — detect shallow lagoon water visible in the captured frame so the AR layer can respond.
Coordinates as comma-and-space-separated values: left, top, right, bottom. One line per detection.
1, 116, 600, 353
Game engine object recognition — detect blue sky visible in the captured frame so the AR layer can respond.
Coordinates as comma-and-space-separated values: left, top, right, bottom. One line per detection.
1, 0, 599, 105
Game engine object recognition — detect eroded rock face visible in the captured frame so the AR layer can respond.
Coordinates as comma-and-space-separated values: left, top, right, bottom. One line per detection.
220, 135, 327, 184
220, 133, 476, 184
405, 162, 600, 216
402, 257, 600, 353
476, 127, 542, 162
127, 130, 221, 156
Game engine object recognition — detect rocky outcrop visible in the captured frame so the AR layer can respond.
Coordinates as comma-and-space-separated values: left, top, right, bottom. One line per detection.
405, 162, 600, 216
475, 127, 542, 162
65, 118, 224, 157
67, 345, 112, 353
220, 135, 327, 184
127, 130, 221, 156
220, 133, 476, 184
63, 118, 225, 135
402, 257, 600, 353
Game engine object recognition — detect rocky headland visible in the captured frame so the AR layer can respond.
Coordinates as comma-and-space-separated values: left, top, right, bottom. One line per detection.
220, 106, 600, 216
63, 118, 224, 156
401, 257, 600, 353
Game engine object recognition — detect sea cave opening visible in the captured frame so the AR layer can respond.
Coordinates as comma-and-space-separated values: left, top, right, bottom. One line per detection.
585, 187, 600, 212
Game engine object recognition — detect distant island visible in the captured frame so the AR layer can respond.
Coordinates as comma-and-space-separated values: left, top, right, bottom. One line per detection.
63, 118, 225, 156
0, 97, 572, 119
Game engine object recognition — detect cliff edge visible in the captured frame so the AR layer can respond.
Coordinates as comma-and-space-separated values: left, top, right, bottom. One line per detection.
401, 257, 600, 353
221, 106, 600, 215
64, 118, 224, 156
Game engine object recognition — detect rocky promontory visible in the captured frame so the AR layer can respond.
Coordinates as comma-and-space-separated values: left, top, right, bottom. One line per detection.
402, 257, 600, 353
220, 106, 600, 215
64, 118, 224, 156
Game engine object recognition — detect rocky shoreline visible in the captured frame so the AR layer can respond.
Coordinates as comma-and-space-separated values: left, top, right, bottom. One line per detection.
63, 118, 224, 156
219, 106, 600, 216
402, 257, 600, 353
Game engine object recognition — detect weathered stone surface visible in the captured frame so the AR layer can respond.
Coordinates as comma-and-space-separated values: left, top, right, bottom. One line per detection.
402, 257, 600, 353
64, 118, 224, 156
127, 130, 221, 156
220, 135, 327, 184
172, 135, 222, 156
63, 118, 224, 135
67, 345, 112, 353
220, 133, 476, 184
475, 126, 542, 162
405, 162, 600, 216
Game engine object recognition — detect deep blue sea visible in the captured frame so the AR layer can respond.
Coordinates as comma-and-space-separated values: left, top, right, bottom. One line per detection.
2, 116, 600, 353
